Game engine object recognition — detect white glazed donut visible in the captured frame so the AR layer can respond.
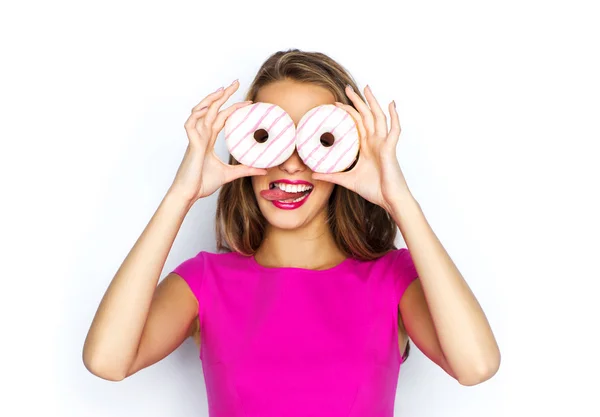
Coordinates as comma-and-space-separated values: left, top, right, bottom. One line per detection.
295, 104, 359, 173
224, 102, 297, 168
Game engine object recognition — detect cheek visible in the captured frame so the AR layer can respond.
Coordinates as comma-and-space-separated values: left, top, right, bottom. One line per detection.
251, 177, 263, 197
312, 183, 335, 204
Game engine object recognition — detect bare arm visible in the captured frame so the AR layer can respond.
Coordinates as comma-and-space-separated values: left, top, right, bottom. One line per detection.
125, 272, 200, 377
82, 80, 266, 381
312, 84, 500, 386
82, 192, 196, 381
393, 193, 501, 386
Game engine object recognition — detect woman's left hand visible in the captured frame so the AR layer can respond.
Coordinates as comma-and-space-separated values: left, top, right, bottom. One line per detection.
311, 84, 412, 213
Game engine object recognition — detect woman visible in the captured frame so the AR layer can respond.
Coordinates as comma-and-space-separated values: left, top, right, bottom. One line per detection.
83, 49, 500, 416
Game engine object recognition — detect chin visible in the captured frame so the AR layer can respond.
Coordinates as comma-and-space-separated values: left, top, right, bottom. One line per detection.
262, 214, 310, 230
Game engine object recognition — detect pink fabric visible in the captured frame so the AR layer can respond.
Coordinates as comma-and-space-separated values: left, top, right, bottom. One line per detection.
171, 248, 419, 417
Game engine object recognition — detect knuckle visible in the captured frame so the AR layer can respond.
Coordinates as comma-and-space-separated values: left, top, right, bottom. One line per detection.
185, 117, 200, 130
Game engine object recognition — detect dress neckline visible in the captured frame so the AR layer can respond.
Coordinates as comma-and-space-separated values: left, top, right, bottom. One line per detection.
245, 252, 355, 273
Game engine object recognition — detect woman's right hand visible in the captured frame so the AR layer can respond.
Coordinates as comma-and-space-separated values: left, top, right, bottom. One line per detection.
169, 79, 267, 203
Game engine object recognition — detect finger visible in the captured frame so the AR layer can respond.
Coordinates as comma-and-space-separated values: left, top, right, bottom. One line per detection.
191, 86, 226, 112
203, 79, 240, 126
345, 85, 375, 136
183, 106, 210, 145
334, 102, 367, 148
311, 170, 354, 190
364, 85, 388, 138
224, 163, 268, 183
387, 100, 401, 148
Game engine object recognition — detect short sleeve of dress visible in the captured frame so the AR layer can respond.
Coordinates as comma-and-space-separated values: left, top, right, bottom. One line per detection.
392, 248, 419, 304
170, 251, 205, 303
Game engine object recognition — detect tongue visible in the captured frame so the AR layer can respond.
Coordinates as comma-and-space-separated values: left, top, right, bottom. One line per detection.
260, 188, 306, 201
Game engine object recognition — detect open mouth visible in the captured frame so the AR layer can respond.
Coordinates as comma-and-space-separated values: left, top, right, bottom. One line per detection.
266, 181, 314, 203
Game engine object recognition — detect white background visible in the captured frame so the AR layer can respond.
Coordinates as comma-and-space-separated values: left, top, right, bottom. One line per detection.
1, 0, 599, 416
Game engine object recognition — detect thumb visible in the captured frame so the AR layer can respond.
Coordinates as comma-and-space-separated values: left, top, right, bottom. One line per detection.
311, 171, 352, 189
224, 163, 267, 183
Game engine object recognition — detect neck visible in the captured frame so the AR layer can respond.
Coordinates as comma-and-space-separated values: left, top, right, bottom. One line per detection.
254, 212, 347, 270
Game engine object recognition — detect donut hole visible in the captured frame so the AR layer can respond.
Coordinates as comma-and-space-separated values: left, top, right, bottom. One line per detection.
320, 132, 335, 147
253, 129, 269, 143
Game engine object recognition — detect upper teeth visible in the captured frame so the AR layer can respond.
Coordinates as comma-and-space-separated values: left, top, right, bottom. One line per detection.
273, 182, 313, 193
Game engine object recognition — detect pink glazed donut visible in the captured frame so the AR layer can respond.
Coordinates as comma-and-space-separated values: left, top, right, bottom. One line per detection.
224, 102, 297, 168
295, 104, 360, 173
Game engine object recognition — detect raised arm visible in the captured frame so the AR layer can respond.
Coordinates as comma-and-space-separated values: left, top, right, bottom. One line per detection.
82, 79, 267, 381
394, 195, 501, 386
310, 84, 501, 386
82, 192, 197, 381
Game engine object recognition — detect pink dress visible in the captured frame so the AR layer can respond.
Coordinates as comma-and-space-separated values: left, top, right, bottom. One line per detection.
171, 248, 418, 416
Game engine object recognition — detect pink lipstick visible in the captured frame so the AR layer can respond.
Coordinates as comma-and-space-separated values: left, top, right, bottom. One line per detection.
260, 179, 314, 210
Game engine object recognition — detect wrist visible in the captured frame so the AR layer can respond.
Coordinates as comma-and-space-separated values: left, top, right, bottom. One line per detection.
386, 188, 417, 212
165, 187, 197, 210
388, 194, 421, 225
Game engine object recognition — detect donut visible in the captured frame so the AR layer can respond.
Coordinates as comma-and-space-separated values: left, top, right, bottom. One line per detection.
295, 104, 360, 173
224, 102, 297, 168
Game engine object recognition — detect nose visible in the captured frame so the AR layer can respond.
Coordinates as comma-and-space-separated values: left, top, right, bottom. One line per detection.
278, 148, 307, 175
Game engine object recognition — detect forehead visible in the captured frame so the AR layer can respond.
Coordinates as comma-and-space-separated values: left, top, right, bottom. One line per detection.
254, 79, 337, 126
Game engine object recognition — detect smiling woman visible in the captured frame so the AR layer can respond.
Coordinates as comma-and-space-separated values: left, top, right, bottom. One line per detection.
82, 49, 500, 416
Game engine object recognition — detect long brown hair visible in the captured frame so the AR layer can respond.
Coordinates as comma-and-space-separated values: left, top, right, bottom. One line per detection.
216, 49, 399, 259
215, 49, 410, 360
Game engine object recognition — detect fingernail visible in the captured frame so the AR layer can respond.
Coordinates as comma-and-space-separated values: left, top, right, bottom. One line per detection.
231, 79, 239, 85
215, 86, 224, 92
393, 100, 396, 108
346, 84, 354, 92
